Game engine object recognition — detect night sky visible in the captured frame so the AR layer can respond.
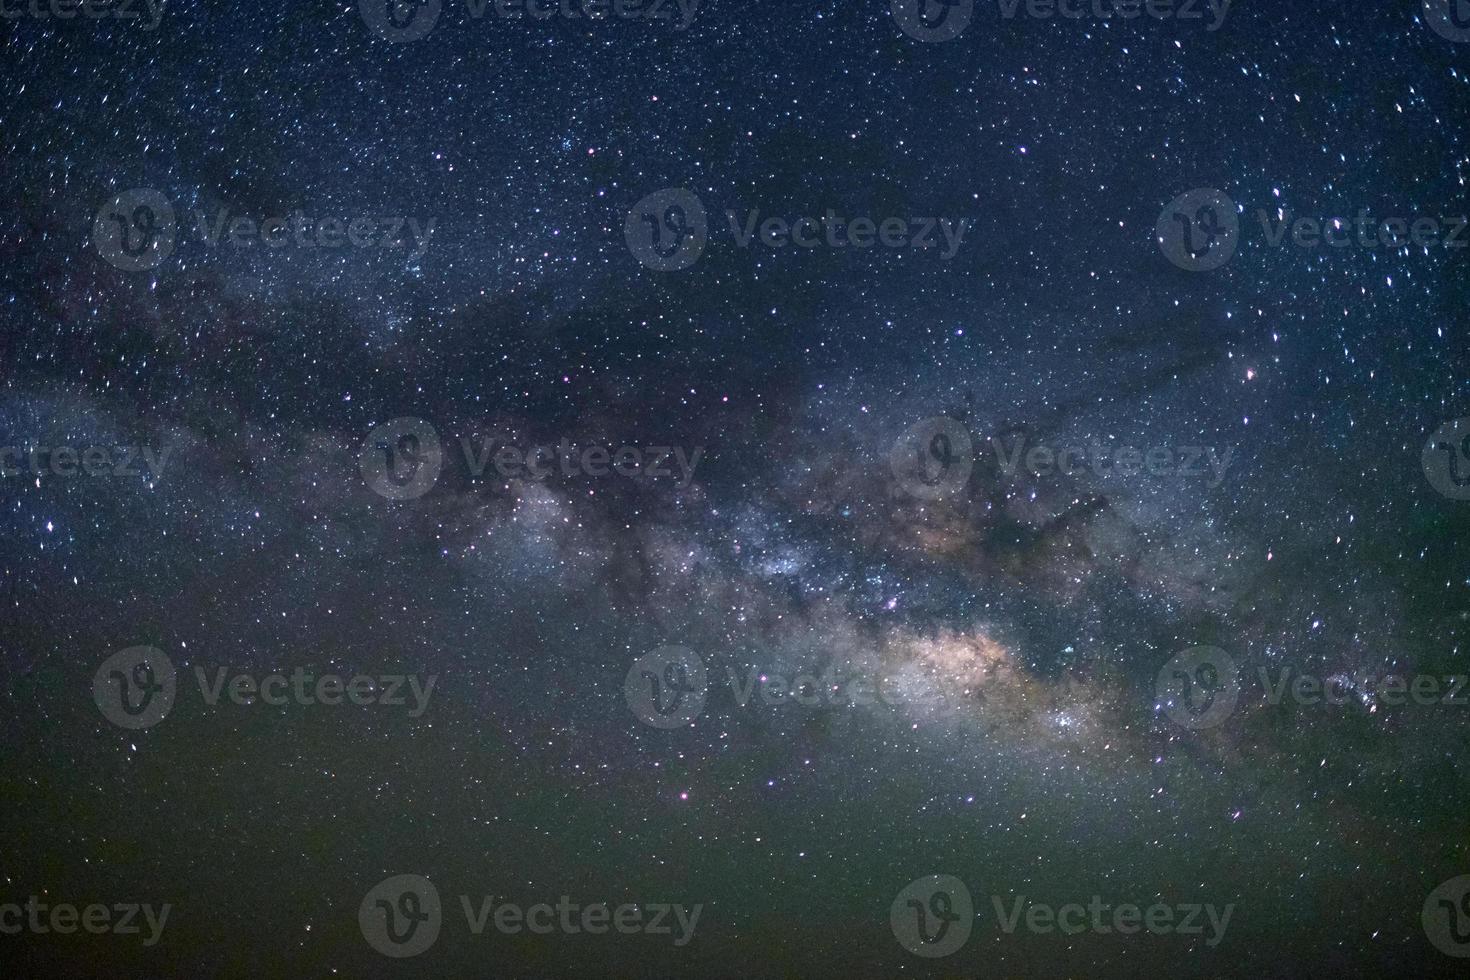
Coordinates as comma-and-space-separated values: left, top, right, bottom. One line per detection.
5, 0, 1470, 976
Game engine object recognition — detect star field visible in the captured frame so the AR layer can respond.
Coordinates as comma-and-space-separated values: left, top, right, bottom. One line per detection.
4, 0, 1470, 976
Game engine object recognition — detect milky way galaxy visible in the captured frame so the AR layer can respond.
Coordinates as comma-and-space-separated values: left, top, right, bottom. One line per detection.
4, 1, 1470, 977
